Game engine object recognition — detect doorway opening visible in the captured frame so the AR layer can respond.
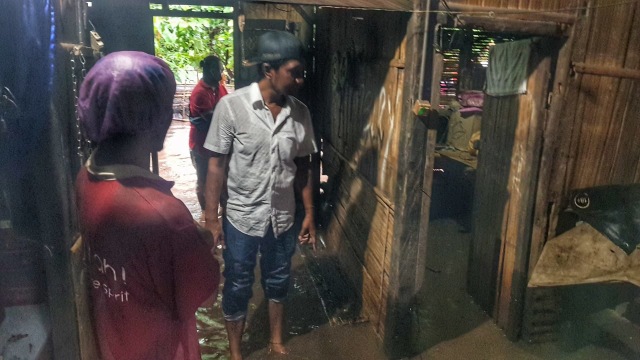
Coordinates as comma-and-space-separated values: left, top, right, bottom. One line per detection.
151, 4, 235, 121
151, 4, 235, 356
415, 28, 511, 352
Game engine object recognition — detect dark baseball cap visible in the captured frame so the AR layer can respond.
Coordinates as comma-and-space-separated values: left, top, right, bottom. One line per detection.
245, 30, 304, 66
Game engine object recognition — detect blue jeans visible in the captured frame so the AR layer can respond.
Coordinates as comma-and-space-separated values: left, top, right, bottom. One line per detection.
222, 217, 297, 321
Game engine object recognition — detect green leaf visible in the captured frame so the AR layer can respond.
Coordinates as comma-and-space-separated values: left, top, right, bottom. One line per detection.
153, 16, 234, 83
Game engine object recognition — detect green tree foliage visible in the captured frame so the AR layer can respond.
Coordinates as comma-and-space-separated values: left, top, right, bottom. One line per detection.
154, 6, 233, 83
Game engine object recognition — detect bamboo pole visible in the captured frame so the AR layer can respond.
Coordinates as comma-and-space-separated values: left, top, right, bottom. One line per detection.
441, 3, 577, 24
455, 15, 569, 37
572, 62, 640, 80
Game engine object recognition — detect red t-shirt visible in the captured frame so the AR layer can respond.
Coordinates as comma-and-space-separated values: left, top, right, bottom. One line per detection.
188, 80, 228, 154
76, 166, 219, 360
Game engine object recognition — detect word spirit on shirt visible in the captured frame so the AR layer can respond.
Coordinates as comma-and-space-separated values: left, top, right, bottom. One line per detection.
92, 279, 130, 303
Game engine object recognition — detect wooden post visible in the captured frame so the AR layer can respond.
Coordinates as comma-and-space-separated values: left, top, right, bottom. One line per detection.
493, 44, 552, 340
572, 62, 640, 80
415, 53, 442, 290
384, 0, 431, 357
151, 152, 159, 175
529, 28, 576, 277
547, 1, 594, 241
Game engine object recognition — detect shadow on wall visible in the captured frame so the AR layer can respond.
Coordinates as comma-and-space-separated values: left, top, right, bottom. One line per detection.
307, 7, 411, 358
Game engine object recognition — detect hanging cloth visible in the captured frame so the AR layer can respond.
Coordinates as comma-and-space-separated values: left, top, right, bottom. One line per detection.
485, 39, 532, 97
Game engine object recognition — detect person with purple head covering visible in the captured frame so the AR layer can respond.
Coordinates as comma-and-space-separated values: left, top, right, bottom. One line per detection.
75, 51, 220, 360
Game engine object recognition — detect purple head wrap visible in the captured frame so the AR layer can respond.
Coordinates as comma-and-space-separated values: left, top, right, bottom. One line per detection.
78, 51, 176, 143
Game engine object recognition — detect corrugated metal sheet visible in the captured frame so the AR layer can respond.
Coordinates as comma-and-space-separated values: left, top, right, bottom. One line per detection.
251, 0, 412, 11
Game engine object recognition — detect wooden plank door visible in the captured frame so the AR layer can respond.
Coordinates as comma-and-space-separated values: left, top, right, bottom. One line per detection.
468, 39, 553, 339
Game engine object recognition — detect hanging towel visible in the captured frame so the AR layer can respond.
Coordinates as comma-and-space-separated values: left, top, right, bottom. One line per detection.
485, 39, 532, 96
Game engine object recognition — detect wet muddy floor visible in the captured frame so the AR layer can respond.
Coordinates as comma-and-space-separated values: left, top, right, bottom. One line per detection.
159, 120, 637, 360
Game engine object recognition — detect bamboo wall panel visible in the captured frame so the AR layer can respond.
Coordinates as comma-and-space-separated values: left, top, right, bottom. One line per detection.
321, 142, 393, 329
565, 0, 640, 189
315, 8, 408, 335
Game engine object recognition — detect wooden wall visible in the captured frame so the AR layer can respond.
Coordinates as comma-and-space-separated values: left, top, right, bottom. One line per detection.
552, 0, 640, 191
235, 3, 312, 88
449, 0, 640, 338
447, 0, 581, 9
523, 0, 640, 277
314, 8, 409, 335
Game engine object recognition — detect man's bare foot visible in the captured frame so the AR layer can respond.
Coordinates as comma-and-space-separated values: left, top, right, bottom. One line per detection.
268, 342, 289, 355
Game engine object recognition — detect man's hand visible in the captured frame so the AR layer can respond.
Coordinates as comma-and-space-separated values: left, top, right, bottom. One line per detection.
195, 221, 215, 248
204, 153, 227, 252
205, 217, 225, 252
298, 213, 316, 251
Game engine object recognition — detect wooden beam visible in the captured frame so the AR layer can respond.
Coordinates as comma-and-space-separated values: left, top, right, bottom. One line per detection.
292, 4, 315, 25
455, 15, 569, 37
384, 0, 430, 357
572, 62, 640, 80
415, 53, 443, 291
253, 0, 412, 11
440, 3, 577, 24
153, 0, 236, 7
149, 9, 234, 19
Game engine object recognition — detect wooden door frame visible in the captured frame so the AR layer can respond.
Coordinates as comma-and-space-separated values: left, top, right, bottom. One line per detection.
421, 24, 561, 340
492, 41, 555, 339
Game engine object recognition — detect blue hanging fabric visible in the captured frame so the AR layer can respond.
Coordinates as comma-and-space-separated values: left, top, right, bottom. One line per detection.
0, 0, 55, 178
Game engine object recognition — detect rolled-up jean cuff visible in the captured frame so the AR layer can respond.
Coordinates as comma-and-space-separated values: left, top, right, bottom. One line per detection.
223, 311, 247, 322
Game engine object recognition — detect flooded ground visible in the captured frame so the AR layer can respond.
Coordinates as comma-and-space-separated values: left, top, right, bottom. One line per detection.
158, 120, 638, 360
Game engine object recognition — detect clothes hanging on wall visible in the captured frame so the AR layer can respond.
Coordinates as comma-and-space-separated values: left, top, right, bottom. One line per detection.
485, 38, 532, 97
